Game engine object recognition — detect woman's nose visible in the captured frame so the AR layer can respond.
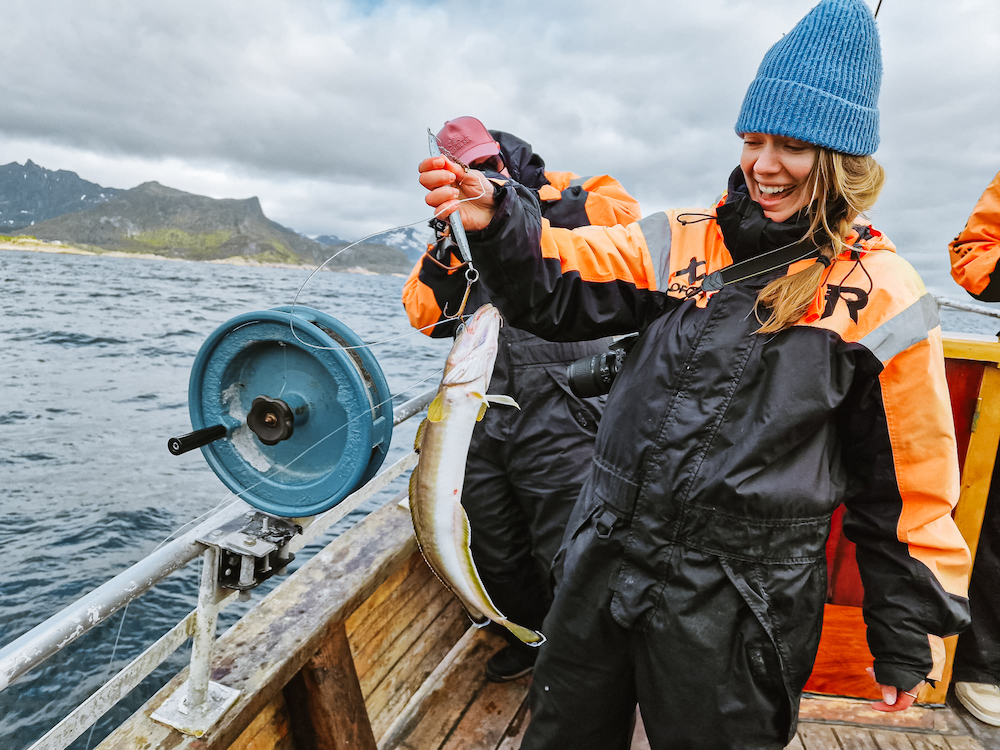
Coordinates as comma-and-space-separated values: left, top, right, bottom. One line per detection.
754, 145, 781, 174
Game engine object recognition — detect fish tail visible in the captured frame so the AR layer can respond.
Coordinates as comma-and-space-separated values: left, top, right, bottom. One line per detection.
501, 621, 546, 647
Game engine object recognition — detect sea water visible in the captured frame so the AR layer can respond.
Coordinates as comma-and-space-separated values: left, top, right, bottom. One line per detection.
0, 248, 448, 749
0, 247, 996, 750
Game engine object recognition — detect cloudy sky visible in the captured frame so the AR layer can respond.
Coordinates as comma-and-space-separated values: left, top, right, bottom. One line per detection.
1, 0, 997, 291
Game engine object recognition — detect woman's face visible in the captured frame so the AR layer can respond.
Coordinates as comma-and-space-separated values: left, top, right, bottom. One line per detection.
740, 133, 818, 223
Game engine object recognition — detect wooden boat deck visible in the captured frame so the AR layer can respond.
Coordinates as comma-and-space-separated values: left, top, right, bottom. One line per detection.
96, 477, 1000, 750
378, 624, 995, 750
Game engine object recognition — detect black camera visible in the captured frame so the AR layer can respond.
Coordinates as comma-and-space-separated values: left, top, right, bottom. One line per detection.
566, 334, 639, 398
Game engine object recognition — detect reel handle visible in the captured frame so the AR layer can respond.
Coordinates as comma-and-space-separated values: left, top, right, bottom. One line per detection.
168, 424, 228, 456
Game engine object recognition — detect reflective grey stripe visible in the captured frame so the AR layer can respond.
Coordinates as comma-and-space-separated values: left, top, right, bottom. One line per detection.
636, 212, 673, 290
569, 176, 589, 188
859, 293, 940, 364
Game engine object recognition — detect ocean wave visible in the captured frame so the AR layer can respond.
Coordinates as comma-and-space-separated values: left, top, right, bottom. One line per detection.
9, 330, 131, 347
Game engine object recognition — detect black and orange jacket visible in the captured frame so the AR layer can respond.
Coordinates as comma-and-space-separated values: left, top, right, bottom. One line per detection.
468, 179, 971, 734
402, 131, 641, 338
950, 170, 1000, 301
401, 133, 641, 443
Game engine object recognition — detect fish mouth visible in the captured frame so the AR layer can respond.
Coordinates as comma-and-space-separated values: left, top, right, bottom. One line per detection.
443, 305, 501, 385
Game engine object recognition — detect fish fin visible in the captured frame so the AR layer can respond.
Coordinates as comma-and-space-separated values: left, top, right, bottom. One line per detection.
450, 504, 542, 646
427, 392, 446, 423
413, 418, 428, 451
407, 471, 417, 516
454, 500, 474, 548
486, 394, 519, 409
476, 402, 488, 422
452, 502, 509, 617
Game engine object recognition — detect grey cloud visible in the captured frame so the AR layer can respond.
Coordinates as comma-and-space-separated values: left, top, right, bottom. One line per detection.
0, 0, 997, 268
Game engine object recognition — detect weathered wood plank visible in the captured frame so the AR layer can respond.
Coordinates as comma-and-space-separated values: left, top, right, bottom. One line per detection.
375, 627, 480, 746
944, 736, 986, 750
356, 571, 450, 698
368, 597, 469, 741
227, 693, 293, 750
798, 696, 966, 734
868, 729, 916, 750
346, 552, 426, 643
378, 629, 502, 750
834, 725, 879, 749
348, 554, 434, 669
439, 673, 530, 750
283, 621, 377, 750
495, 702, 530, 750
798, 723, 842, 749
906, 733, 952, 750
784, 735, 806, 749
96, 501, 418, 750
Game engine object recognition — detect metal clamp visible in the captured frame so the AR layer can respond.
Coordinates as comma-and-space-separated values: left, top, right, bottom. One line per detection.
199, 511, 302, 593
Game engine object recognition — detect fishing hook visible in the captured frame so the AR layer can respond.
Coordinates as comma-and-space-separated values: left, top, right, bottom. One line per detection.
441, 265, 480, 320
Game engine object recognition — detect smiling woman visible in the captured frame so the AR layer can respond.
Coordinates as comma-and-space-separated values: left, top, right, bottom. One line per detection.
416, 0, 972, 748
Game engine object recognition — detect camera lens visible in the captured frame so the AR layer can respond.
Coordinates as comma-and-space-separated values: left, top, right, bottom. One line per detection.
567, 349, 622, 399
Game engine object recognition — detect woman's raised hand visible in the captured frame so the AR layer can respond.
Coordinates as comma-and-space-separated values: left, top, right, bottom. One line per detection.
418, 156, 498, 232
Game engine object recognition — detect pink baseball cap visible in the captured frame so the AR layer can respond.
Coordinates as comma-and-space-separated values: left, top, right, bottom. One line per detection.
436, 116, 500, 164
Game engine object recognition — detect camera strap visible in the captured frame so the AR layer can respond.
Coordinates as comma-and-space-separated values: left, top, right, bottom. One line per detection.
701, 240, 824, 292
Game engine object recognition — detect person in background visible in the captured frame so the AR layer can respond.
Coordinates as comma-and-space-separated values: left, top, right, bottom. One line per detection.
402, 116, 641, 682
417, 1, 972, 747
948, 169, 1000, 726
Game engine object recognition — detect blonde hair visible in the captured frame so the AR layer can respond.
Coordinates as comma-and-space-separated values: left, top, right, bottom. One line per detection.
754, 150, 885, 334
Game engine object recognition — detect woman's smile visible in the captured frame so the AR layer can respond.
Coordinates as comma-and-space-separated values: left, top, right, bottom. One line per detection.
740, 133, 818, 222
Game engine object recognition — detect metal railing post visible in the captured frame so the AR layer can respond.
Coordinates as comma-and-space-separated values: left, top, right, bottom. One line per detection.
188, 546, 222, 708
149, 546, 240, 737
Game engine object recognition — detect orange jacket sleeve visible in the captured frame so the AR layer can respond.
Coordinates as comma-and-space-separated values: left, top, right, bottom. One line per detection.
400, 237, 469, 338
949, 170, 1000, 301
539, 172, 642, 229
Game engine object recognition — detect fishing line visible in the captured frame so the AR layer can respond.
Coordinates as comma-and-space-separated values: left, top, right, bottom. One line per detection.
285, 172, 492, 353
90, 161, 478, 665
78, 161, 482, 746
186, 367, 444, 516
89, 366, 443, 731
84, 604, 132, 750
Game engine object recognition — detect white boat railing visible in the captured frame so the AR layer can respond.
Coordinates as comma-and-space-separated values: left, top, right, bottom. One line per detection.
0, 387, 435, 750
935, 293, 1000, 321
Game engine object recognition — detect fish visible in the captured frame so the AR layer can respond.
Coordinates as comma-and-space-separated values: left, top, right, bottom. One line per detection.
407, 303, 544, 646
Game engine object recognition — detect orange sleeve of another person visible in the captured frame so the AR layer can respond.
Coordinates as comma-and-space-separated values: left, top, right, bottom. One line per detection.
949, 170, 1000, 301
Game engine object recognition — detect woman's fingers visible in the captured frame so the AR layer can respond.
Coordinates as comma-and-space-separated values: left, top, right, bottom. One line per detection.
872, 684, 918, 712
866, 667, 921, 713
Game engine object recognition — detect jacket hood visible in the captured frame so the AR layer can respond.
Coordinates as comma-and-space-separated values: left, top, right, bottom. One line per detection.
490, 130, 549, 190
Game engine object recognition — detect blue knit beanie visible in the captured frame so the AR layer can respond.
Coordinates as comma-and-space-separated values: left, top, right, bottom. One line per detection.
734, 0, 882, 156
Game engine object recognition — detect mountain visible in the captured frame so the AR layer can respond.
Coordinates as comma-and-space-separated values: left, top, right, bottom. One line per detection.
13, 181, 411, 273
316, 225, 432, 263
377, 225, 434, 262
313, 240, 417, 275
0, 160, 121, 231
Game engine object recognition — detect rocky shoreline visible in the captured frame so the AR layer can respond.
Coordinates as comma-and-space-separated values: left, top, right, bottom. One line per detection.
0, 237, 403, 275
